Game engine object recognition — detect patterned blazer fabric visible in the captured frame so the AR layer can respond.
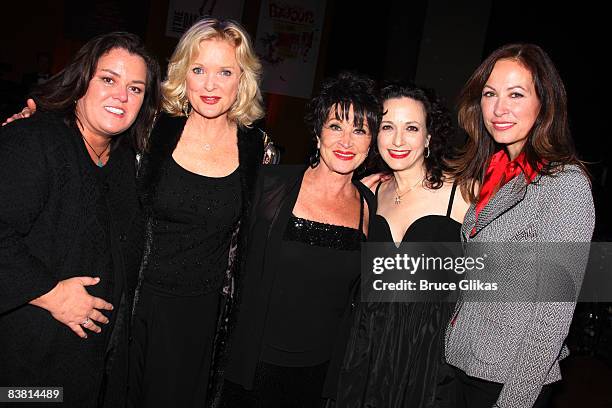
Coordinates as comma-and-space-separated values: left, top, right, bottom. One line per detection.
445, 165, 595, 408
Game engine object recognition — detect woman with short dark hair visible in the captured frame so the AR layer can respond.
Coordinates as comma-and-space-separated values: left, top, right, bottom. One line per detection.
222, 72, 382, 407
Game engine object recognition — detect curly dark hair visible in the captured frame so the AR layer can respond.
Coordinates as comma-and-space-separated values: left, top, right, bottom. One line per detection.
30, 32, 161, 152
304, 71, 382, 169
369, 81, 457, 189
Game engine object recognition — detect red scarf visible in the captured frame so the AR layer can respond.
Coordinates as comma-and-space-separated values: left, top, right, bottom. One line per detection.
472, 150, 541, 236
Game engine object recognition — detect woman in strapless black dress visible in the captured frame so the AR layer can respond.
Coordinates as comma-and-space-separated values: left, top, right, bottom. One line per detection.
335, 82, 471, 408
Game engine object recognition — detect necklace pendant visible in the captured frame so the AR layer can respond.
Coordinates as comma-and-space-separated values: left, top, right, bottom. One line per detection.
204, 143, 211, 151
97, 159, 104, 167
394, 196, 401, 205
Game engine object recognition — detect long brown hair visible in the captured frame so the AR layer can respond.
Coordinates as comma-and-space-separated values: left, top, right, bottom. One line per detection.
449, 43, 586, 202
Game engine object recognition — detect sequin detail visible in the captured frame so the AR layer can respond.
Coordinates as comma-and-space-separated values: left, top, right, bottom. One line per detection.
283, 215, 365, 251
142, 157, 241, 296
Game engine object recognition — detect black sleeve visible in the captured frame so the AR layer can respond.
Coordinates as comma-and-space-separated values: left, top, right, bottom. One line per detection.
0, 122, 57, 313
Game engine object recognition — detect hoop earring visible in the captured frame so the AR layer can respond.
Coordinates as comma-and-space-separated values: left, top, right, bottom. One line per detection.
424, 146, 430, 159
309, 149, 320, 168
182, 100, 192, 117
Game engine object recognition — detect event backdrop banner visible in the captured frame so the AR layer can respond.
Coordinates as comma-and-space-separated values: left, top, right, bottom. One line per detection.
166, 0, 245, 38
255, 0, 326, 98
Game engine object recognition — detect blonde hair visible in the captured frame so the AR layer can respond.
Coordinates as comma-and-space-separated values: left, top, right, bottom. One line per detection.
161, 18, 264, 127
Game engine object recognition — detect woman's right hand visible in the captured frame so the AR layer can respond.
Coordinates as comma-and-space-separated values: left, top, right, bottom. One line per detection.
361, 172, 391, 191
29, 276, 113, 339
2, 98, 37, 126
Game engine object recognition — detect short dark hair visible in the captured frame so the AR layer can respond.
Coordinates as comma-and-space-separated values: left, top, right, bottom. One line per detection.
305, 71, 382, 143
31, 32, 161, 151
370, 81, 456, 189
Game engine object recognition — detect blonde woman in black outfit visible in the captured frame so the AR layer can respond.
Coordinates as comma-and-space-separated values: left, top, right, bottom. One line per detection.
128, 18, 271, 408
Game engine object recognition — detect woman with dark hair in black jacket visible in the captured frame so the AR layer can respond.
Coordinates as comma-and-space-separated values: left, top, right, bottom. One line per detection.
0, 32, 160, 408
221, 72, 382, 407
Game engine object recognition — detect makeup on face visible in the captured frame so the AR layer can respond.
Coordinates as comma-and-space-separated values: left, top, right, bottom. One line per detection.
480, 59, 541, 159
185, 38, 241, 121
378, 97, 430, 172
318, 104, 372, 175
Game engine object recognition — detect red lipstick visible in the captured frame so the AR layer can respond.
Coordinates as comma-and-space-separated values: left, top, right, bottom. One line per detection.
388, 150, 410, 159
200, 96, 221, 104
333, 150, 356, 160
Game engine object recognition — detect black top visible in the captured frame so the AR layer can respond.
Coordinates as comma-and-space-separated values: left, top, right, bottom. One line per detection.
370, 181, 461, 243
0, 111, 143, 408
334, 182, 461, 407
136, 114, 265, 404
143, 157, 242, 296
90, 153, 117, 307
261, 201, 365, 366
225, 165, 377, 389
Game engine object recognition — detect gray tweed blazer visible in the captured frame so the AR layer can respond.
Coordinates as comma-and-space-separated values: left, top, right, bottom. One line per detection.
445, 164, 595, 408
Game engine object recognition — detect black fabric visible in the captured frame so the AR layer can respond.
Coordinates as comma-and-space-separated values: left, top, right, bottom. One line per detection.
132, 113, 264, 407
334, 183, 461, 408
142, 158, 241, 295
221, 361, 330, 408
129, 158, 241, 407
0, 111, 143, 408
224, 166, 376, 392
453, 367, 555, 408
260, 211, 365, 367
128, 284, 220, 408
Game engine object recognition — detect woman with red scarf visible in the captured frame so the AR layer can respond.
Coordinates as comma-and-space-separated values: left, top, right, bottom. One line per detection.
445, 43, 595, 408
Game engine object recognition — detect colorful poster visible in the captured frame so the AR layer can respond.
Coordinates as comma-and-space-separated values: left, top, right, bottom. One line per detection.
165, 0, 245, 39
255, 0, 326, 98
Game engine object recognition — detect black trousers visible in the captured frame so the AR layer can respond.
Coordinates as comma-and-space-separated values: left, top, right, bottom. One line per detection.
454, 367, 555, 408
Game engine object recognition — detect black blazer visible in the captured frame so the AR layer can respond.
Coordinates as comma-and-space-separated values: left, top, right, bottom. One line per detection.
0, 112, 143, 408
224, 165, 375, 392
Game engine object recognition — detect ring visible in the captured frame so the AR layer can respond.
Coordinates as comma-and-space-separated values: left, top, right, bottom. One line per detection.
81, 317, 91, 327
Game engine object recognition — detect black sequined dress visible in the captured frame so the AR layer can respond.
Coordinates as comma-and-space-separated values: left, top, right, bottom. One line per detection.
222, 178, 366, 407
261, 213, 365, 367
129, 157, 241, 408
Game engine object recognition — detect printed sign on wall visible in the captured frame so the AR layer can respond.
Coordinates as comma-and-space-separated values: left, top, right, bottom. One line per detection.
166, 0, 245, 38
255, 0, 326, 98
